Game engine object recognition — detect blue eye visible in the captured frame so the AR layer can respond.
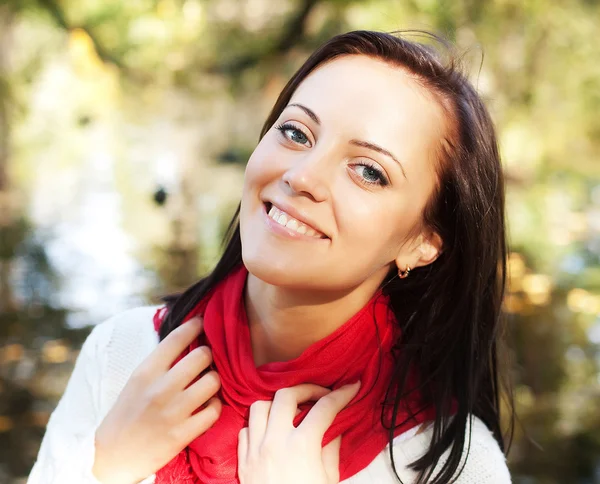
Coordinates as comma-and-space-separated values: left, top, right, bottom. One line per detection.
352, 163, 389, 186
275, 123, 311, 146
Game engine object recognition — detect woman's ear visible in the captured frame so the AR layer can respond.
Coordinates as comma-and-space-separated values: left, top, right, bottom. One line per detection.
395, 232, 443, 272
416, 232, 443, 267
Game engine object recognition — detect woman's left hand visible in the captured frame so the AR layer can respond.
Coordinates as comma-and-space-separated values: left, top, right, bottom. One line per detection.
237, 381, 361, 484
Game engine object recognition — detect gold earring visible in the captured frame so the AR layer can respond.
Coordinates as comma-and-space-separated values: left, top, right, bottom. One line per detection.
398, 266, 411, 279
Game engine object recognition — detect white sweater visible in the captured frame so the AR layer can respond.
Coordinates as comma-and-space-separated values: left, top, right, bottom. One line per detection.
28, 306, 511, 484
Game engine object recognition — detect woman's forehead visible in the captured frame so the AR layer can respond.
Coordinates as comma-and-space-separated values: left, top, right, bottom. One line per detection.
286, 55, 447, 169
290, 56, 442, 123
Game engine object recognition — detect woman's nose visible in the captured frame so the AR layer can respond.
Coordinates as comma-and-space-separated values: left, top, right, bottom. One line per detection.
280, 153, 331, 202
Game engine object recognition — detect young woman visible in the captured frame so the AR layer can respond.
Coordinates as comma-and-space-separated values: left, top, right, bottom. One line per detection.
28, 30, 513, 484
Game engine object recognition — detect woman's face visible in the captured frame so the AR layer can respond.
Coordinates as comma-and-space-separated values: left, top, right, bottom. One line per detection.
240, 55, 445, 291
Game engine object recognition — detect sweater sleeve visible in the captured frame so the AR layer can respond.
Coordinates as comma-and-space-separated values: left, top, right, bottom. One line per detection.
27, 318, 113, 484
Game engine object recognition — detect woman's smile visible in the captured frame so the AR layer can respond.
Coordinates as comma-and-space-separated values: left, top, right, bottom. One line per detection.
262, 202, 329, 241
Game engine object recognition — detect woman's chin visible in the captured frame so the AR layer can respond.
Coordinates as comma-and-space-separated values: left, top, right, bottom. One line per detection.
242, 254, 317, 289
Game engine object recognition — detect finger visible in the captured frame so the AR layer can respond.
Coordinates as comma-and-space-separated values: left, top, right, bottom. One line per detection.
266, 384, 332, 435
298, 381, 361, 441
178, 370, 221, 416
237, 427, 249, 466
165, 345, 213, 391
322, 435, 342, 483
180, 396, 222, 444
147, 317, 204, 373
248, 400, 271, 450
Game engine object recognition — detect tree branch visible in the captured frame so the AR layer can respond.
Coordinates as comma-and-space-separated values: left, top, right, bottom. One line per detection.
211, 0, 322, 75
33, 0, 322, 80
35, 0, 126, 69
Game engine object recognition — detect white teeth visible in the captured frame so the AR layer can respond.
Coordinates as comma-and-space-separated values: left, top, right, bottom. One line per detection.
286, 219, 299, 231
266, 204, 323, 238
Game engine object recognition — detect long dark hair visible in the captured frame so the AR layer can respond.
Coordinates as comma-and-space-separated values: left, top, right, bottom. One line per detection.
159, 30, 513, 483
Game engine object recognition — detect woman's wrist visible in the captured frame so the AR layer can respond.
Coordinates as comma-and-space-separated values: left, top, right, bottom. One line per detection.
92, 433, 141, 484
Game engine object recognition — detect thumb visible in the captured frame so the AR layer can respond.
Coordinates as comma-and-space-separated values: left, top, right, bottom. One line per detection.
322, 435, 342, 483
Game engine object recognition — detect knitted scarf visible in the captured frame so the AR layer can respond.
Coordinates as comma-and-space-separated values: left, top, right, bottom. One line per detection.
153, 264, 432, 483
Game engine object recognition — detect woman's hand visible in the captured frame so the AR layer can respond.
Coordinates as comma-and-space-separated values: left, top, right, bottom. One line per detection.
92, 317, 222, 484
237, 381, 361, 484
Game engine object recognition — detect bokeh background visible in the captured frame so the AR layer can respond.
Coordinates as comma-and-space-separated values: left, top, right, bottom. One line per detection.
0, 0, 599, 483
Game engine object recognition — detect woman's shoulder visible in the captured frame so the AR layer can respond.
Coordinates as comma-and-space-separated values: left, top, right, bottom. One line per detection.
395, 416, 511, 483
84, 305, 162, 411
87, 305, 161, 356
462, 417, 511, 482
81, 305, 160, 359
97, 304, 162, 360
345, 416, 511, 483
101, 304, 162, 341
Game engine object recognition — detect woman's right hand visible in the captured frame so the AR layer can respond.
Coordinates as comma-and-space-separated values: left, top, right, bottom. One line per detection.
92, 316, 221, 484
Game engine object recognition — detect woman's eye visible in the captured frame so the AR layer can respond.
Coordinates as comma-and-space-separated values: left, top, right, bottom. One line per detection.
352, 164, 389, 186
275, 123, 311, 146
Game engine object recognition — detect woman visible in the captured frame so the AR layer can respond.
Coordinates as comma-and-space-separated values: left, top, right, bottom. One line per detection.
28, 30, 513, 483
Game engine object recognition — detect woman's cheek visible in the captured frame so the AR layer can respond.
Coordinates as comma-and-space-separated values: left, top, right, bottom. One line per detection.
246, 143, 281, 184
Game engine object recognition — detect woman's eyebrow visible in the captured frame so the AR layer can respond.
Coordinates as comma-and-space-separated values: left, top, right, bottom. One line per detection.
285, 102, 407, 180
350, 139, 407, 180
286, 103, 321, 125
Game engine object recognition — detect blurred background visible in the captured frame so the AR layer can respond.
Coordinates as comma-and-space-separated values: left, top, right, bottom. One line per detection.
0, 0, 599, 483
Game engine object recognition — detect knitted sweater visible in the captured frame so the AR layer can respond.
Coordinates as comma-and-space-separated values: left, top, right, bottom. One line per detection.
28, 306, 511, 484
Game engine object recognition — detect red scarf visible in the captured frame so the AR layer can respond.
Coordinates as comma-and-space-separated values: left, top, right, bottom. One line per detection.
153, 265, 433, 483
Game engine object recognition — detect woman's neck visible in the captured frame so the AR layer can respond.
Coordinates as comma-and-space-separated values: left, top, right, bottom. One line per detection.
245, 272, 386, 367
